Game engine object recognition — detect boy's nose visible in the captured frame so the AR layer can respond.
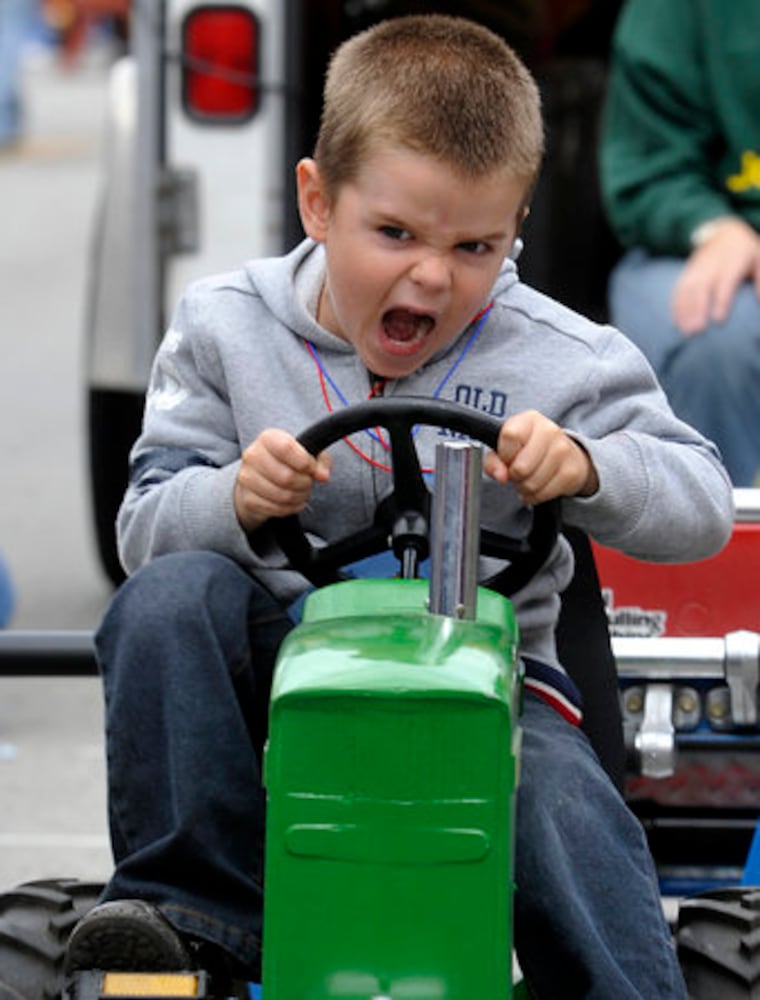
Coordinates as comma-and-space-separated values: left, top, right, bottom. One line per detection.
409, 252, 452, 291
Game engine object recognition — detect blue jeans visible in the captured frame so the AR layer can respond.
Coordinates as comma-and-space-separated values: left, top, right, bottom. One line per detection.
0, 0, 35, 145
609, 249, 760, 487
96, 551, 686, 998
0, 551, 14, 626
515, 697, 686, 999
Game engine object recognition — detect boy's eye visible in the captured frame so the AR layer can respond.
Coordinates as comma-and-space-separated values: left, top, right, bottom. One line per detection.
380, 225, 412, 242
458, 240, 490, 255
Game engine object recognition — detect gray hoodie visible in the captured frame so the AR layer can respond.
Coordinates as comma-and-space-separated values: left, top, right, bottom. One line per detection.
118, 238, 733, 668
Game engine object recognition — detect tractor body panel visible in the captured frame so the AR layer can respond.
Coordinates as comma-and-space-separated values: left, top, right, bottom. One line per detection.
263, 579, 520, 999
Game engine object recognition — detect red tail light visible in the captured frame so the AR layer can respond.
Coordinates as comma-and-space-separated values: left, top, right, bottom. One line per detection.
182, 6, 260, 123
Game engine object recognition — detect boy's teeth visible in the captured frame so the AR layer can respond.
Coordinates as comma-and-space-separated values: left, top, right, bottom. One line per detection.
383, 309, 433, 342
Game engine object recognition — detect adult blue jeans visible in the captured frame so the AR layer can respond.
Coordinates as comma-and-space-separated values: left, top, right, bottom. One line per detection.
0, 0, 35, 145
0, 551, 14, 626
609, 248, 760, 487
95, 550, 686, 998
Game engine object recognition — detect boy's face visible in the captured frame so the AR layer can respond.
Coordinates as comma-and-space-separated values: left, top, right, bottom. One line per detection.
297, 147, 530, 379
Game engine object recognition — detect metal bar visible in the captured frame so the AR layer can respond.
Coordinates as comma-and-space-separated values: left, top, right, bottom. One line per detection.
613, 631, 760, 683
733, 487, 760, 523
0, 631, 97, 676
428, 441, 482, 620
1, 623, 757, 684
613, 636, 727, 679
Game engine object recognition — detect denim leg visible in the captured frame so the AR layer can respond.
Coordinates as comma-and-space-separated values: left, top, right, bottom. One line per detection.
514, 695, 687, 1000
608, 250, 685, 372
0, 550, 14, 626
0, 0, 34, 144
95, 550, 293, 971
609, 249, 760, 486
660, 287, 760, 488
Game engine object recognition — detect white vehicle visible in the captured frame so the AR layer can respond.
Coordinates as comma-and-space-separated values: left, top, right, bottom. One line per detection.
86, 0, 620, 582
88, 0, 293, 581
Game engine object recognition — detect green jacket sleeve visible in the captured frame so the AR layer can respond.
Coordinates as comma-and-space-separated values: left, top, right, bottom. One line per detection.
599, 0, 734, 256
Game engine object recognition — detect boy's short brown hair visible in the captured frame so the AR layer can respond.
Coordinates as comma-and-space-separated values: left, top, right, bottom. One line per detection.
314, 14, 544, 197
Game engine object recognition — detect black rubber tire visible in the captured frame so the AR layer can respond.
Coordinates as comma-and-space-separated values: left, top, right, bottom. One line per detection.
0, 879, 104, 1000
677, 887, 760, 999
88, 387, 144, 588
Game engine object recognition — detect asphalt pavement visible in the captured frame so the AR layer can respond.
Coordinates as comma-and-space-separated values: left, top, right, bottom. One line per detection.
0, 46, 116, 891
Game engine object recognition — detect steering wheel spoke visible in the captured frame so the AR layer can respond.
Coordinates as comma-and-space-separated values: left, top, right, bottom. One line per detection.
386, 419, 428, 512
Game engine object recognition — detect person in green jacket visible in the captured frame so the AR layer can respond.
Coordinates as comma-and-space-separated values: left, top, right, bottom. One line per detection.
599, 0, 760, 487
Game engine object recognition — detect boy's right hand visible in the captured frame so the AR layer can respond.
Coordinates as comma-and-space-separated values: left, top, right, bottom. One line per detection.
234, 428, 332, 533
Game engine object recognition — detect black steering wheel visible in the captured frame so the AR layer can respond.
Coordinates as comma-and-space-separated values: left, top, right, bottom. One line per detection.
271, 397, 560, 597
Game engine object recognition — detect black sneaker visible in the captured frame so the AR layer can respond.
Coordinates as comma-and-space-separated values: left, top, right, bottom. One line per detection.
64, 898, 259, 997
64, 899, 194, 973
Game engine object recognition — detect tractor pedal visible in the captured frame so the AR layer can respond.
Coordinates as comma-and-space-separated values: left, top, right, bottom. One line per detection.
65, 970, 211, 1000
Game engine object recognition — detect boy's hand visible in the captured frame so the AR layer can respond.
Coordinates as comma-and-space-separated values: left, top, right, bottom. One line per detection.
234, 428, 332, 533
483, 410, 598, 505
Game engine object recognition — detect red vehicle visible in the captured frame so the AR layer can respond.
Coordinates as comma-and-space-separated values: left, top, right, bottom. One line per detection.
596, 488, 760, 996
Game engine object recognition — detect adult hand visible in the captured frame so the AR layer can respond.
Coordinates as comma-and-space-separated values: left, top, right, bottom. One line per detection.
483, 409, 598, 505
234, 428, 332, 532
672, 218, 760, 335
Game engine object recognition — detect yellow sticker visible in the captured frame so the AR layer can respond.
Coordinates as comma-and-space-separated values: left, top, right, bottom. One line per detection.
102, 972, 200, 997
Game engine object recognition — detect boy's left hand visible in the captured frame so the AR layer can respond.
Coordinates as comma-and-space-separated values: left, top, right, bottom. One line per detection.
483, 409, 598, 505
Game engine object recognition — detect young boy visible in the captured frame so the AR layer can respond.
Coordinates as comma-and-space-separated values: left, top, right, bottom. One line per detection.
65, 14, 732, 998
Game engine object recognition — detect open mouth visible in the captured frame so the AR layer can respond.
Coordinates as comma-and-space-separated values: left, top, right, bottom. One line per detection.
381, 308, 435, 354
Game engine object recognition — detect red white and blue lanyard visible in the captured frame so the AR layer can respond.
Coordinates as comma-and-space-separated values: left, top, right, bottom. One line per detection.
304, 300, 494, 473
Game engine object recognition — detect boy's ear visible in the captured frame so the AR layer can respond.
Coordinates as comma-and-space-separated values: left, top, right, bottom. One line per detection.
296, 158, 331, 242
515, 204, 530, 238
